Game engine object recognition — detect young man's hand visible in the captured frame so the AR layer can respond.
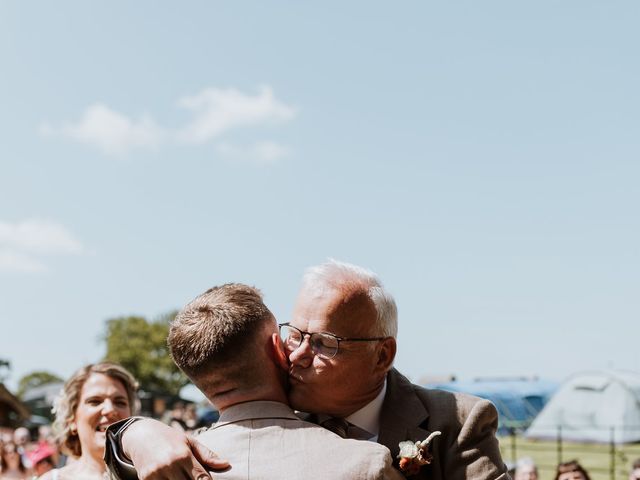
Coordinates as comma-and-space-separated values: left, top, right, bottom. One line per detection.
123, 419, 229, 479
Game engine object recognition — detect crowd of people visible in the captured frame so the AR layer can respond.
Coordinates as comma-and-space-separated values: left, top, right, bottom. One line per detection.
511, 457, 640, 480
0, 362, 137, 480
3, 368, 640, 480
0, 425, 61, 479
3, 421, 639, 480
0, 361, 216, 480
2, 260, 640, 479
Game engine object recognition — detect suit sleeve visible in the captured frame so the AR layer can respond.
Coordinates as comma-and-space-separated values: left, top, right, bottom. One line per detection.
444, 399, 510, 480
371, 447, 405, 480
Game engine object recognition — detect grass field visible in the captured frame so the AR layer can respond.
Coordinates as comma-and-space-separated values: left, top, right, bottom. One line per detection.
498, 435, 640, 480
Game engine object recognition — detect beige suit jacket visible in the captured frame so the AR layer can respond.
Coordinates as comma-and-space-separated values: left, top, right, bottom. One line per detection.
378, 369, 509, 480
197, 401, 403, 480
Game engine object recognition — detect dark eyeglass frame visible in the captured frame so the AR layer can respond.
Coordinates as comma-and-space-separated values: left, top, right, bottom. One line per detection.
278, 323, 388, 359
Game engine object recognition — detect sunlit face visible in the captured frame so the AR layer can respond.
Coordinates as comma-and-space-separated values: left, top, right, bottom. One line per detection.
629, 468, 640, 480
73, 373, 131, 458
558, 471, 587, 480
286, 287, 387, 417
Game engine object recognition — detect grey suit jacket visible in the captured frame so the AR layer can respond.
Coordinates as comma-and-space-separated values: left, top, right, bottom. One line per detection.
377, 369, 509, 480
197, 401, 403, 480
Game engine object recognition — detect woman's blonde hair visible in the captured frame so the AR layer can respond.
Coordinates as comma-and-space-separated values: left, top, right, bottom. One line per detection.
52, 362, 138, 457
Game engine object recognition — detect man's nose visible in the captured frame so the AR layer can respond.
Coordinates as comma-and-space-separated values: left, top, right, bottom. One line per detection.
288, 335, 313, 367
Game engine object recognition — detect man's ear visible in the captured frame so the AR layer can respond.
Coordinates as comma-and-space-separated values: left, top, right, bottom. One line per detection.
270, 333, 290, 371
375, 337, 397, 374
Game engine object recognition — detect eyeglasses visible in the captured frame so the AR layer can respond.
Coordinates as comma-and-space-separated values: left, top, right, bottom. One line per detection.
278, 323, 387, 359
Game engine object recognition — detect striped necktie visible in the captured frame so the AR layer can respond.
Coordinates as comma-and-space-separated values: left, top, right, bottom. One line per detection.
321, 417, 373, 440
321, 417, 349, 438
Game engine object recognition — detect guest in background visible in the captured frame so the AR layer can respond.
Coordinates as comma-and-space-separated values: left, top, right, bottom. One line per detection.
26, 444, 56, 478
514, 457, 538, 480
0, 442, 28, 480
11, 429, 30, 472
555, 460, 591, 480
39, 362, 138, 480
629, 458, 640, 480
167, 402, 187, 431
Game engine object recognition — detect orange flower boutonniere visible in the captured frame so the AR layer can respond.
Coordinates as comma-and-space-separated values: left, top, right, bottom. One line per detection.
397, 431, 442, 476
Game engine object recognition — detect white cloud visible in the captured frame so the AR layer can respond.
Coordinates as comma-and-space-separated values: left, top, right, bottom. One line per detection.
40, 103, 164, 155
215, 141, 291, 165
40, 86, 297, 158
0, 250, 47, 273
0, 219, 84, 255
176, 86, 297, 144
0, 220, 85, 273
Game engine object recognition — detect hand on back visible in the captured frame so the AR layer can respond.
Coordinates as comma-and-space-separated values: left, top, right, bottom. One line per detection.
123, 419, 228, 479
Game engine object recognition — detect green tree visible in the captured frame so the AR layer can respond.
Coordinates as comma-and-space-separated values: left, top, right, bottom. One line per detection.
103, 312, 188, 395
17, 370, 63, 398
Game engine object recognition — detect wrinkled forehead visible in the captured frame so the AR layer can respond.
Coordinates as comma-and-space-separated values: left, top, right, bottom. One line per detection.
292, 287, 377, 335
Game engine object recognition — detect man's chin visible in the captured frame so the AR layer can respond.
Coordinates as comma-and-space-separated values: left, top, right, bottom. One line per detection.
287, 386, 311, 412
288, 386, 327, 414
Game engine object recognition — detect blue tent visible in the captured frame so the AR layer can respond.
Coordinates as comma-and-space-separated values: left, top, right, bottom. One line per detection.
425, 378, 558, 434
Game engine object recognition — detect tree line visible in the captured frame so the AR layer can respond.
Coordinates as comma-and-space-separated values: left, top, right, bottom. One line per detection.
9, 312, 189, 398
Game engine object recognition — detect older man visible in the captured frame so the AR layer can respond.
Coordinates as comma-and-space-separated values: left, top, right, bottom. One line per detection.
108, 261, 508, 479
107, 282, 400, 480
281, 260, 508, 479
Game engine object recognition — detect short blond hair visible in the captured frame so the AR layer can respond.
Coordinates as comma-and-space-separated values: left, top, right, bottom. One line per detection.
52, 362, 138, 457
168, 283, 272, 379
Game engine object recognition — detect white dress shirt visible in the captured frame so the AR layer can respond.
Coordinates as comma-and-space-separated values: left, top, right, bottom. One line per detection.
317, 380, 387, 441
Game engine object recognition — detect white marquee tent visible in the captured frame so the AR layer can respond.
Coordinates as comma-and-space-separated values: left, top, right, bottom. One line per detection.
525, 370, 640, 444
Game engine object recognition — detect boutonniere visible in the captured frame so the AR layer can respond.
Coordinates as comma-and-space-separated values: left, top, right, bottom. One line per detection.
397, 431, 442, 476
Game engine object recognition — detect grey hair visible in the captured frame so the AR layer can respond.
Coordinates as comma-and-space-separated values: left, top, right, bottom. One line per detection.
516, 457, 538, 472
301, 259, 398, 338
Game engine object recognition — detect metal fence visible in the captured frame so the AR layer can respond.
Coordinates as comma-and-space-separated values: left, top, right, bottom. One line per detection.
502, 427, 640, 480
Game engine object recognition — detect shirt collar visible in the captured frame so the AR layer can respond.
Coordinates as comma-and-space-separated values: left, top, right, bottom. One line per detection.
344, 379, 387, 440
215, 400, 299, 427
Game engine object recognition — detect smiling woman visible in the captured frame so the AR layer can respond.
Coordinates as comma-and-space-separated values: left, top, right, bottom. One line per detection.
39, 362, 138, 480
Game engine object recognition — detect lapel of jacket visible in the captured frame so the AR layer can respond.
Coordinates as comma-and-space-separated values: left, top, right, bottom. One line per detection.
378, 369, 432, 461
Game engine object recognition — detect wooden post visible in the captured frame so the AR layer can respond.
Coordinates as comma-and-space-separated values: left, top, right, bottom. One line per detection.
610, 426, 615, 480
557, 425, 563, 464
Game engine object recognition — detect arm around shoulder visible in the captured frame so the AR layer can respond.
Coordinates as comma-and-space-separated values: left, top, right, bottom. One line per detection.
364, 442, 404, 480
104, 417, 228, 480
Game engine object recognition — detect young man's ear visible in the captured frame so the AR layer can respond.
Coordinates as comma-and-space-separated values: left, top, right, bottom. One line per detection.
375, 337, 396, 374
270, 333, 290, 371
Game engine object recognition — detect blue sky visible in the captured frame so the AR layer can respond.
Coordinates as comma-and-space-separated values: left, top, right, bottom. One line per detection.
1, 1, 638, 390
